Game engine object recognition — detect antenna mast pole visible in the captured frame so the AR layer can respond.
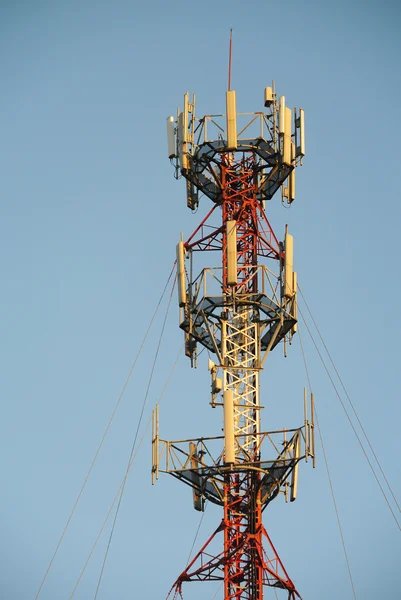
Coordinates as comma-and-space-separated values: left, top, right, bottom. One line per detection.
156, 60, 311, 600
228, 28, 233, 91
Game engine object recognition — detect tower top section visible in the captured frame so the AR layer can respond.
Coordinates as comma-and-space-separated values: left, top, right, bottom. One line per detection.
166, 83, 305, 210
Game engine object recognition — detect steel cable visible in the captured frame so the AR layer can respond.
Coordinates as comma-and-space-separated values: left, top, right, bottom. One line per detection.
298, 305, 401, 532
92, 274, 177, 599
298, 327, 357, 600
298, 284, 401, 514
186, 501, 208, 565
34, 262, 176, 600
69, 343, 183, 599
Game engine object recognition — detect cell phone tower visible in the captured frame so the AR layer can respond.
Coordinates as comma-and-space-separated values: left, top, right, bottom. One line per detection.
152, 66, 315, 600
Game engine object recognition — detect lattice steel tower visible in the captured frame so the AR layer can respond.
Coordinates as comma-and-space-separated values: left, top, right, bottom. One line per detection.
152, 81, 315, 600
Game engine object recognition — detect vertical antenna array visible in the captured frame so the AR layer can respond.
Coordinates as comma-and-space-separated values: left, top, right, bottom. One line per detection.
155, 73, 312, 600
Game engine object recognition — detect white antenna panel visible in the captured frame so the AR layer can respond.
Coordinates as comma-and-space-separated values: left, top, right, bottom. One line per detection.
290, 434, 300, 501
226, 90, 238, 150
223, 389, 235, 464
288, 168, 295, 203
177, 112, 188, 170
299, 108, 305, 156
176, 241, 187, 307
288, 142, 296, 202
166, 116, 175, 159
279, 96, 286, 134
292, 271, 297, 333
283, 107, 292, 165
295, 108, 305, 158
285, 106, 292, 138
183, 92, 189, 139
284, 231, 294, 298
178, 111, 188, 144
264, 86, 273, 106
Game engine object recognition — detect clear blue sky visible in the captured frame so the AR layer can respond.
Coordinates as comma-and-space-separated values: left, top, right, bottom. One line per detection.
1, 1, 400, 599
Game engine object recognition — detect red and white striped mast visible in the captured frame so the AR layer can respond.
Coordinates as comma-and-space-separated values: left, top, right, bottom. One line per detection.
153, 46, 313, 600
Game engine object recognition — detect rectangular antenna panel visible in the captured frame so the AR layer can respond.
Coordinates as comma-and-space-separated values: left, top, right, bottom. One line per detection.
289, 167, 295, 202
288, 142, 295, 202
290, 434, 300, 502
183, 92, 189, 138
284, 232, 294, 298
283, 107, 292, 165
299, 108, 305, 156
264, 86, 273, 106
212, 376, 223, 394
166, 116, 175, 159
176, 241, 186, 307
177, 112, 188, 170
292, 271, 297, 333
226, 220, 237, 286
189, 442, 203, 511
178, 111, 187, 144
223, 389, 235, 463
226, 90, 238, 150
279, 96, 286, 134
295, 108, 305, 157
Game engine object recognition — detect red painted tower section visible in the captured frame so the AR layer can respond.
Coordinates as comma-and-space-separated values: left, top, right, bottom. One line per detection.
153, 85, 312, 600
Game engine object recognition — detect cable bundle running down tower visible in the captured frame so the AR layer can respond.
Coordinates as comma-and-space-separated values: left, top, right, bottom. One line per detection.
152, 83, 314, 600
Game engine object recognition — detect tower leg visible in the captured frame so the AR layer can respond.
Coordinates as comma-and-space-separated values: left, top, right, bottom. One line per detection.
166, 476, 300, 600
